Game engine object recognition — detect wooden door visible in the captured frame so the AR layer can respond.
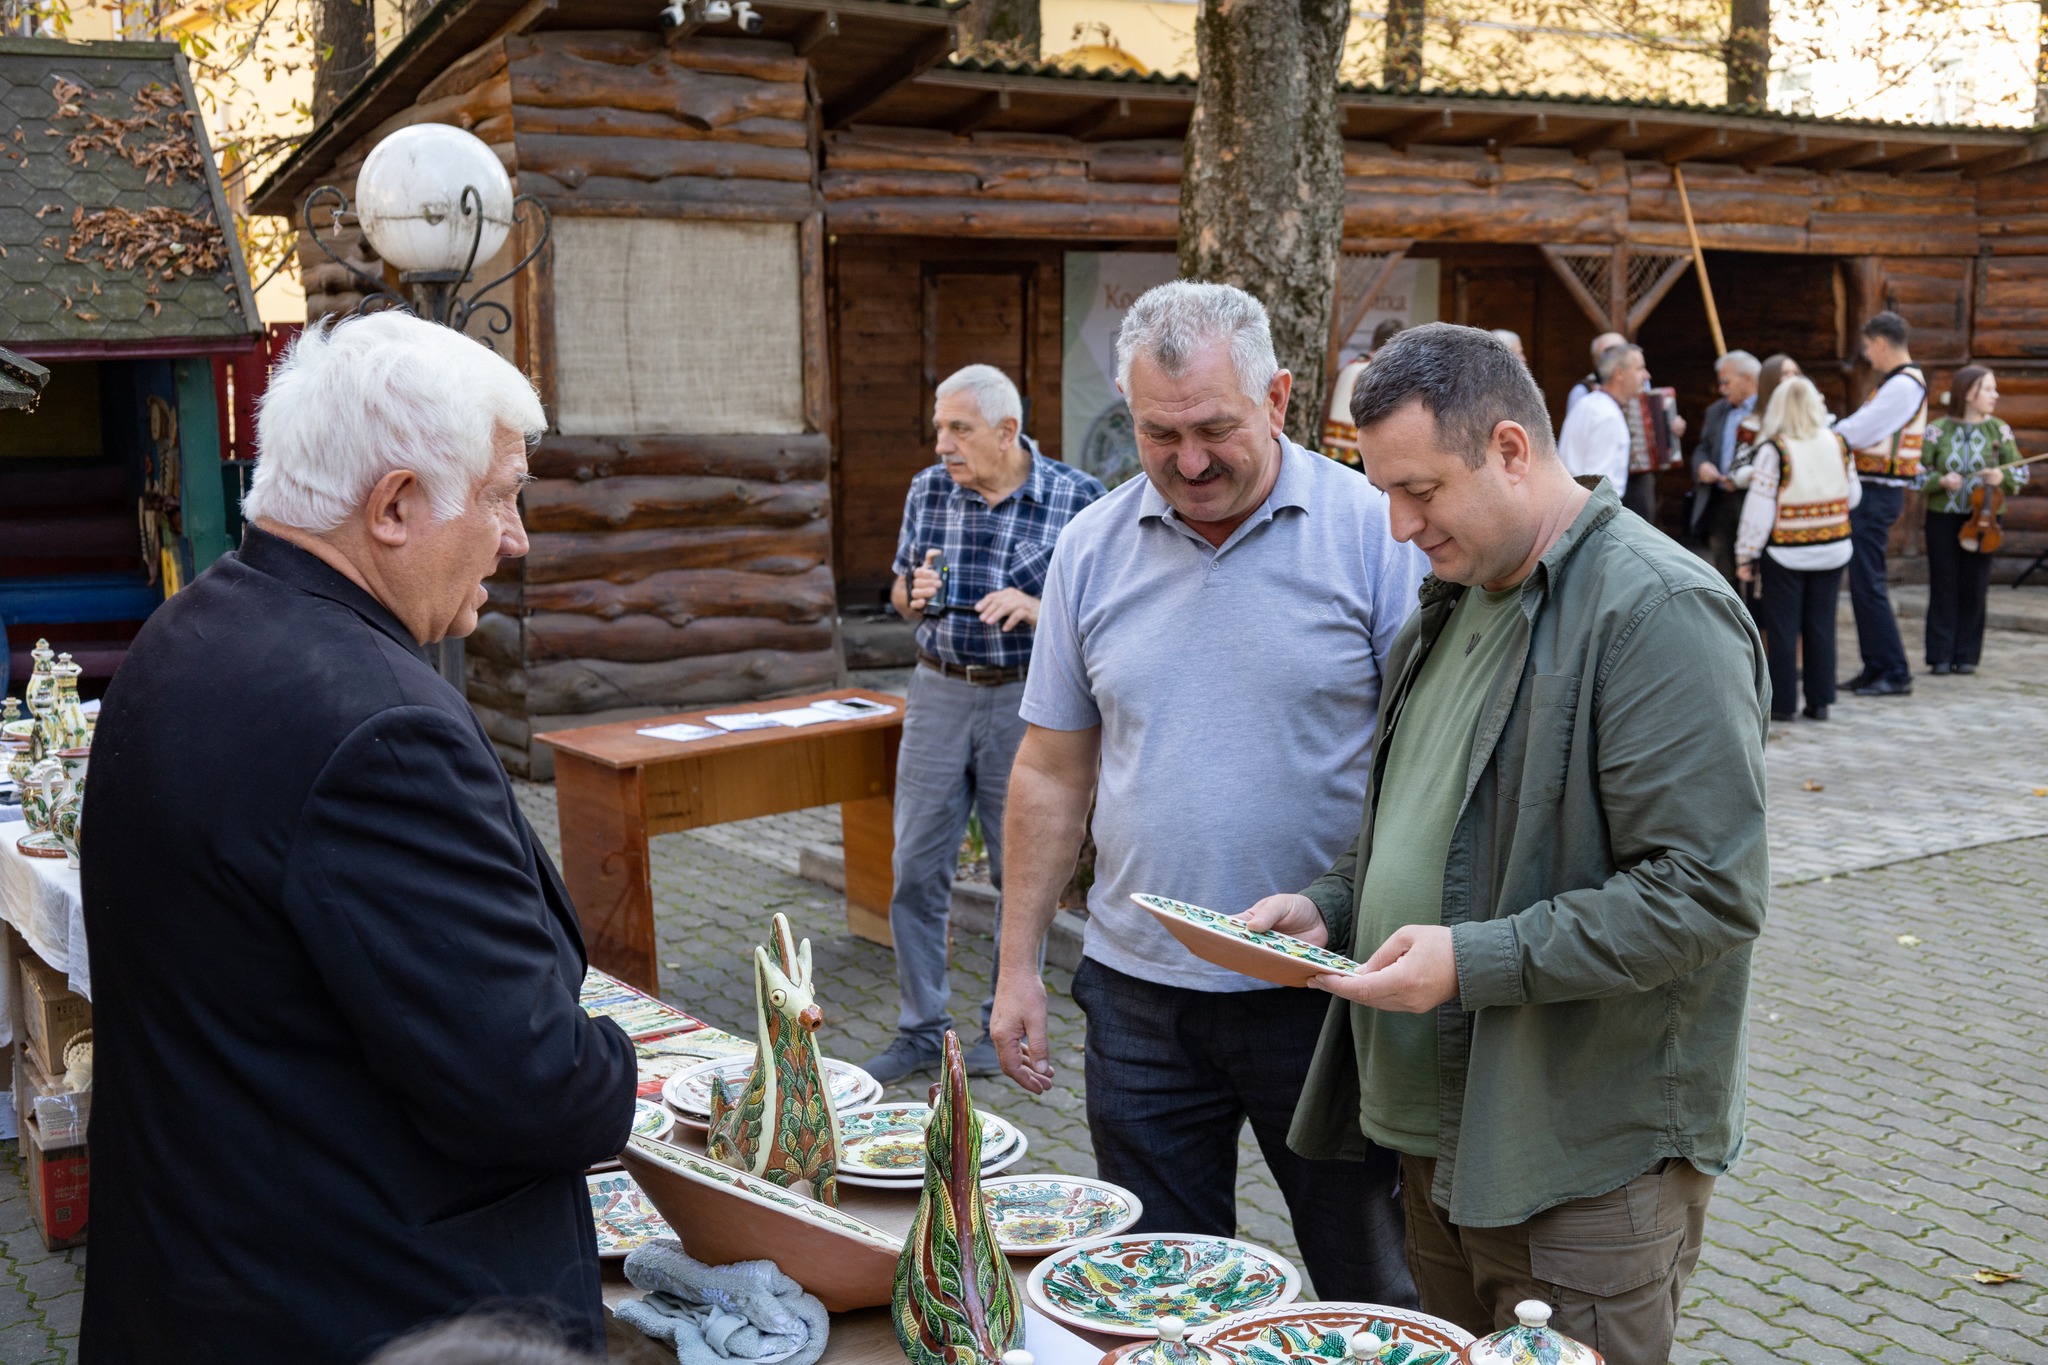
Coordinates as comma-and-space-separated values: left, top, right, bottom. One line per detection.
923, 265, 1033, 429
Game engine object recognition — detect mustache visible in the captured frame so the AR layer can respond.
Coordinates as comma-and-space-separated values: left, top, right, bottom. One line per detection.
1171, 461, 1228, 485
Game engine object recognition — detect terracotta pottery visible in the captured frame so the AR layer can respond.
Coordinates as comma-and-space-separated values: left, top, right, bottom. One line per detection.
704, 912, 844, 1205
1130, 894, 1363, 989
892, 1030, 1024, 1365
1459, 1302, 1602, 1365
619, 1133, 902, 1312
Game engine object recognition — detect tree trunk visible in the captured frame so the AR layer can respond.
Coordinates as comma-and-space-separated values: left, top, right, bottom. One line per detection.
1383, 0, 1426, 91
2037, 0, 2048, 124
311, 0, 378, 122
1179, 0, 1350, 452
966, 0, 1040, 59
1725, 0, 1769, 110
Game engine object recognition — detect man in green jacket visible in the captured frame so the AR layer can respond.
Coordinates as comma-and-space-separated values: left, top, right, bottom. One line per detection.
1244, 324, 1768, 1361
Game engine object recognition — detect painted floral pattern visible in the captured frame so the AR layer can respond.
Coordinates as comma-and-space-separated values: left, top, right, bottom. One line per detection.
1033, 1236, 1299, 1331
839, 1103, 1019, 1175
670, 1056, 876, 1116
1133, 895, 1362, 974
632, 1099, 674, 1139
1227, 1321, 1456, 1365
588, 1173, 673, 1258
981, 1178, 1139, 1251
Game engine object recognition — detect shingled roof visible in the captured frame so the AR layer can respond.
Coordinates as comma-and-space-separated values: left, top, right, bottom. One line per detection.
0, 37, 261, 355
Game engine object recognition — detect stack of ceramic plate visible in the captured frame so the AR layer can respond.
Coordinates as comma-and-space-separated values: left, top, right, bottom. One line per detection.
662, 1055, 882, 1130
834, 1101, 1029, 1190
1025, 1233, 1302, 1337
632, 1097, 676, 1143
980, 1174, 1143, 1256
587, 1170, 673, 1259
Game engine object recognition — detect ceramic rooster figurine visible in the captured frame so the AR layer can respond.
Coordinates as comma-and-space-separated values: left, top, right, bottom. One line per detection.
706, 913, 843, 1205
893, 1030, 1023, 1365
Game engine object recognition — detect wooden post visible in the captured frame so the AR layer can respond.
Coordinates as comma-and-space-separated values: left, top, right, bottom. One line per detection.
1672, 166, 1728, 356
554, 751, 658, 993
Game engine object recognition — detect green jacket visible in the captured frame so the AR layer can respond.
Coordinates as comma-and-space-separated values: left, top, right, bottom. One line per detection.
1288, 482, 1770, 1227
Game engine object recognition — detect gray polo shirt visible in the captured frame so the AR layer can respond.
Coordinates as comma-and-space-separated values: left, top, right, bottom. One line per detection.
1021, 437, 1427, 992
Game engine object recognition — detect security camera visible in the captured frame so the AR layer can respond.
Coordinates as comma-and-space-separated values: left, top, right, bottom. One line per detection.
702, 0, 731, 20
733, 1, 762, 31
657, 0, 685, 25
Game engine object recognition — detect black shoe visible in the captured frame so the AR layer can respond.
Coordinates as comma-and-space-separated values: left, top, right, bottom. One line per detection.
1803, 705, 1829, 721
963, 1034, 1002, 1077
1954, 663, 1977, 675
1771, 710, 1798, 722
1843, 668, 1878, 691
862, 1034, 942, 1085
1930, 663, 1952, 676
1853, 676, 1914, 697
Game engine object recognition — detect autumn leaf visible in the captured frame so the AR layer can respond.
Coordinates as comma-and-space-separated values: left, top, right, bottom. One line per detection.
1802, 779, 1824, 792
2033, 788, 2047, 798
1965, 1269, 2021, 1284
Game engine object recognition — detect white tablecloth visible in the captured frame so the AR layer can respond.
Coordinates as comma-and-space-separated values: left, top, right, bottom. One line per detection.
0, 821, 91, 1048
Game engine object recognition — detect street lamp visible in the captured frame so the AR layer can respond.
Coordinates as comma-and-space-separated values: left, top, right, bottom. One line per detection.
302, 123, 550, 346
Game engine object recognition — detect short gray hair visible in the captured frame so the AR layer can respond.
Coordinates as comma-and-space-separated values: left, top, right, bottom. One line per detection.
1350, 323, 1555, 468
1115, 281, 1279, 403
1595, 343, 1642, 383
245, 311, 544, 532
933, 364, 1022, 431
1716, 349, 1762, 378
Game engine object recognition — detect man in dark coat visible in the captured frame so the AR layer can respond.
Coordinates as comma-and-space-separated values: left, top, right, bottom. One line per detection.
1687, 349, 1760, 593
80, 312, 638, 1364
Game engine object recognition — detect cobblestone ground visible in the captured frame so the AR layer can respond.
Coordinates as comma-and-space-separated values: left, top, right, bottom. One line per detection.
8, 630, 2048, 1362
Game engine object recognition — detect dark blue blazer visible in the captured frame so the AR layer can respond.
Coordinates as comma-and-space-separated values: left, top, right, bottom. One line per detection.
79, 529, 636, 1364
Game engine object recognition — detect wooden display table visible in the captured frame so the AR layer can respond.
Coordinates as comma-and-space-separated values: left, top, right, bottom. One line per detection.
538, 690, 904, 995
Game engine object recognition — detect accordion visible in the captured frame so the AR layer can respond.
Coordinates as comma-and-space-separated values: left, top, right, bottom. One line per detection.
1626, 387, 1683, 473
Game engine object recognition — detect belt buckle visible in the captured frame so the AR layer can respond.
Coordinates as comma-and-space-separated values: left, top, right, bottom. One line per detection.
964, 663, 1000, 685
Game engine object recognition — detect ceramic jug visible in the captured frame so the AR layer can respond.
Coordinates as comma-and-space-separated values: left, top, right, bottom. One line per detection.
22, 640, 55, 720
1459, 1301, 1602, 1365
46, 655, 89, 754
16, 756, 72, 858
50, 751, 86, 870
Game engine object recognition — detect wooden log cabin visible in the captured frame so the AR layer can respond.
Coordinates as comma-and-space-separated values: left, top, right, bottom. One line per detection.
250, 0, 2048, 776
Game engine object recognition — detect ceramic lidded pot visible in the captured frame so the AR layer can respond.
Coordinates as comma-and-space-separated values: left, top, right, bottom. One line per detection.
22, 640, 55, 720
1460, 1302, 1602, 1365
1101, 1316, 1242, 1365
48, 655, 89, 752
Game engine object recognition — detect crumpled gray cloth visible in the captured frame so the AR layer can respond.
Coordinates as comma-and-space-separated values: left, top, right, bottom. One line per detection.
617, 1241, 829, 1365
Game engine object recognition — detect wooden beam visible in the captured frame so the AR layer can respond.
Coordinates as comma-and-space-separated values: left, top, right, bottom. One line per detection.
1659, 124, 1728, 165
1963, 145, 2038, 181
824, 25, 955, 128
1805, 139, 1889, 173
1878, 142, 1960, 174
950, 88, 1009, 136
1066, 96, 1132, 141
1570, 117, 1636, 157
1739, 134, 1807, 171
487, 0, 555, 44
1625, 253, 1693, 336
795, 9, 838, 55
1486, 113, 1546, 154
1387, 108, 1454, 152
1540, 246, 1616, 333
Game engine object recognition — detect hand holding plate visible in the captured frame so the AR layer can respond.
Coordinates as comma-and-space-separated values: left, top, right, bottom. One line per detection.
1237, 893, 1329, 948
1311, 924, 1459, 1013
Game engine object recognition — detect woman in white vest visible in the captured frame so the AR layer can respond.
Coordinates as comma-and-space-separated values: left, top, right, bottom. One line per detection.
1735, 374, 1862, 722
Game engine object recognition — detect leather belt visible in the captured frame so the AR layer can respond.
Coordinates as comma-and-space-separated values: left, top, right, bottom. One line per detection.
918, 652, 1027, 686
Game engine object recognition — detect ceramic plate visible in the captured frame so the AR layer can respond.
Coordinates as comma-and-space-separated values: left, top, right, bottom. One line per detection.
632, 1098, 675, 1142
587, 1171, 673, 1259
980, 1176, 1143, 1255
664, 1056, 881, 1118
634, 1029, 754, 1101
1132, 894, 1363, 989
835, 1102, 1020, 1176
1027, 1234, 1302, 1337
836, 1129, 1027, 1189
1190, 1304, 1474, 1364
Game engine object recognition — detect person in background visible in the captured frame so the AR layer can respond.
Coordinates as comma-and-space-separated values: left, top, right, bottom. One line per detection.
1921, 365, 2027, 676
1245, 323, 1767, 1359
1735, 375, 1860, 722
1488, 329, 1526, 364
1564, 330, 1626, 418
1690, 350, 1762, 592
1556, 342, 1641, 496
866, 364, 1106, 1084
1833, 311, 1927, 697
991, 281, 1426, 1306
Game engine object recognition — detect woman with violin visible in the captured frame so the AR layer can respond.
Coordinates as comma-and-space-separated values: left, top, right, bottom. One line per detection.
1920, 365, 2029, 675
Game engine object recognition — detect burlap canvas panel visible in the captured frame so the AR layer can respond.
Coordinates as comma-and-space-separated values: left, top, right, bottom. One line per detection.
551, 217, 806, 435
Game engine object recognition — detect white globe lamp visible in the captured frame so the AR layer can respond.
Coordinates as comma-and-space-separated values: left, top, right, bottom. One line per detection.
353, 123, 514, 276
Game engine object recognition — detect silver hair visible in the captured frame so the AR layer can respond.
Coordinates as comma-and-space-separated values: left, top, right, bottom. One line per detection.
933, 363, 1022, 431
1589, 331, 1625, 359
1114, 281, 1280, 403
1715, 349, 1762, 378
1489, 328, 1524, 352
1594, 343, 1642, 383
244, 311, 545, 532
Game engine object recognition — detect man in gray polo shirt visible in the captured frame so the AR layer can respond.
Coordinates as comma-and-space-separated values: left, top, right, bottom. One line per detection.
989, 281, 1426, 1301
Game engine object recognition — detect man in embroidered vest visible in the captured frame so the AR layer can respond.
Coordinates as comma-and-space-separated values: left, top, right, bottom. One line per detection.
1833, 310, 1927, 697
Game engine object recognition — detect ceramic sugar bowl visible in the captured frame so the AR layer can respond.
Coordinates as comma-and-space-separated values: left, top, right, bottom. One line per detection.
1460, 1302, 1601, 1365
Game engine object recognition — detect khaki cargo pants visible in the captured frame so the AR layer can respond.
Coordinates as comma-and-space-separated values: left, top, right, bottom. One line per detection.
1401, 1155, 1713, 1365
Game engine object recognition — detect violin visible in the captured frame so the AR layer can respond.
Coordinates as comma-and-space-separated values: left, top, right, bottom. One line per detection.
1959, 473, 2005, 555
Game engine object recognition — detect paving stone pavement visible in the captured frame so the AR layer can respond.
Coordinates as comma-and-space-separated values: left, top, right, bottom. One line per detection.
10, 631, 2048, 1363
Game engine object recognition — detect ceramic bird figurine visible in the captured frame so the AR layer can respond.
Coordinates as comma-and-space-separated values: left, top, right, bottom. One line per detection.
893, 1030, 1023, 1365
706, 913, 842, 1205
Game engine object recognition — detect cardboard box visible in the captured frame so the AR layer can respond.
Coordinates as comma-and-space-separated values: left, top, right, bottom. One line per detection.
21, 1112, 87, 1251
18, 957, 90, 1079
13, 1047, 85, 1146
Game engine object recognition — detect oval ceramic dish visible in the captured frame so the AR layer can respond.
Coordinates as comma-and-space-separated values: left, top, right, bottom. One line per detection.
1131, 894, 1363, 989
587, 1170, 673, 1259
980, 1175, 1143, 1255
663, 1055, 881, 1119
632, 1098, 675, 1142
1190, 1304, 1475, 1365
836, 1101, 1020, 1175
1027, 1233, 1302, 1338
834, 1129, 1028, 1189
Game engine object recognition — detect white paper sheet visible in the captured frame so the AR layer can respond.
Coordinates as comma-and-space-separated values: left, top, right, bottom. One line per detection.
759, 706, 840, 728
809, 698, 897, 720
705, 713, 780, 731
635, 722, 720, 744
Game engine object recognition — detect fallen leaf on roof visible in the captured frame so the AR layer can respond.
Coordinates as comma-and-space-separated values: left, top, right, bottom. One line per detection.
1802, 779, 1824, 792
2033, 788, 2047, 797
35, 204, 64, 218
1965, 1269, 2021, 1284
73, 311, 98, 322
1896, 934, 1922, 947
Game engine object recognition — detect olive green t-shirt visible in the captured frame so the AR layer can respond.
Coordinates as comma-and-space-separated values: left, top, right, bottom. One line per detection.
1354, 584, 1524, 1156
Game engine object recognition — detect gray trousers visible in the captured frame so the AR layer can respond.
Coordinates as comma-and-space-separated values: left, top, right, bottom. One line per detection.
888, 665, 1028, 1045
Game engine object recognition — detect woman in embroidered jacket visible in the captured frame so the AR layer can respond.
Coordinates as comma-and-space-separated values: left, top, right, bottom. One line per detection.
1736, 375, 1862, 722
1921, 365, 2027, 676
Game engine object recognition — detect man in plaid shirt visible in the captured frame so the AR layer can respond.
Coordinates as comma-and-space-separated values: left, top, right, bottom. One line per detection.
865, 364, 1106, 1084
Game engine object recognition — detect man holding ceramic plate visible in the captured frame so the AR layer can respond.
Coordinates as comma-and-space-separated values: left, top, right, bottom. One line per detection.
991, 281, 1427, 1305
1242, 324, 1769, 1362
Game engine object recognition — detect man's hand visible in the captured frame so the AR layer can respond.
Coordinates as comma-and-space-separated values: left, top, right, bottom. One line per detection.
977, 588, 1039, 631
1737, 559, 1757, 584
1311, 924, 1458, 1013
989, 968, 1055, 1094
1942, 471, 1965, 492
1237, 893, 1330, 949
908, 549, 943, 614
1696, 460, 1720, 486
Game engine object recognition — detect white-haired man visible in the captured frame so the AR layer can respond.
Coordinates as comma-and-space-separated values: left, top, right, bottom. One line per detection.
1556, 342, 1643, 494
80, 312, 638, 1364
990, 282, 1427, 1303
864, 364, 1106, 1085
1563, 330, 1626, 417
1690, 349, 1762, 592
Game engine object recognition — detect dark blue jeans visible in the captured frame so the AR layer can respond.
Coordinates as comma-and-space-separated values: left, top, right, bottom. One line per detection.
1070, 957, 1417, 1305
1847, 482, 1910, 683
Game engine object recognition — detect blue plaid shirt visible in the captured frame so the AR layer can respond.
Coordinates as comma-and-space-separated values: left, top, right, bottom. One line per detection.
892, 451, 1106, 669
